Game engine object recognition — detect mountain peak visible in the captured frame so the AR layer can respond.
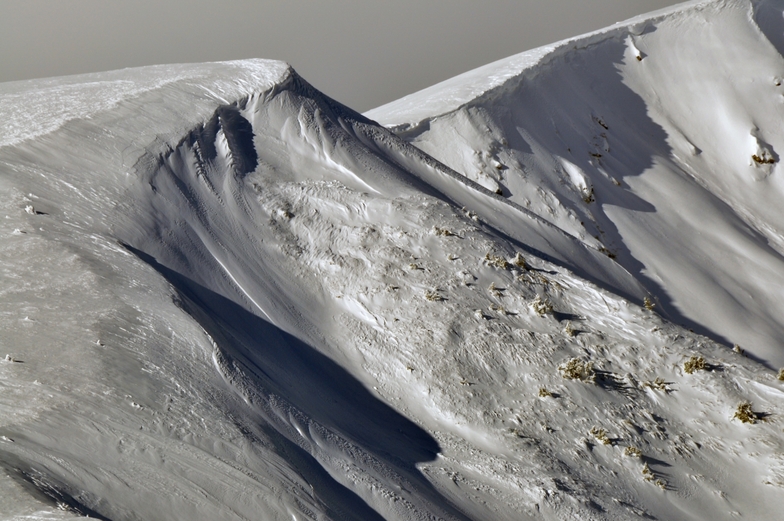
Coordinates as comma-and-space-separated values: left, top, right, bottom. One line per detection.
2, 2, 784, 520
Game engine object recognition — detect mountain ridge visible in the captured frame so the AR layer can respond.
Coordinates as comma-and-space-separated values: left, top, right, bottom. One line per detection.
370, 0, 784, 368
2, 1, 784, 519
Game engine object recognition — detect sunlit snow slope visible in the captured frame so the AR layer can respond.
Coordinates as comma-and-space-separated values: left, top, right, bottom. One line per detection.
1, 1, 784, 520
368, 0, 784, 369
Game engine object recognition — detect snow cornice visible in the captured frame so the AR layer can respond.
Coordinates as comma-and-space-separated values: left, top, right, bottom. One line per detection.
364, 0, 727, 128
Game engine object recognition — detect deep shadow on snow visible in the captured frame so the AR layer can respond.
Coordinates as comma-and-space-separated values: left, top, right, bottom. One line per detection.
128, 245, 471, 521
400, 29, 744, 352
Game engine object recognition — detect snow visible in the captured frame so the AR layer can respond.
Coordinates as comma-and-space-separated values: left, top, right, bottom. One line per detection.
1, 1, 784, 520
0, 60, 290, 149
369, 0, 784, 369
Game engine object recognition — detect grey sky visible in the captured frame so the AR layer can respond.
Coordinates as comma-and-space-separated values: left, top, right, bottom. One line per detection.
2, 0, 684, 112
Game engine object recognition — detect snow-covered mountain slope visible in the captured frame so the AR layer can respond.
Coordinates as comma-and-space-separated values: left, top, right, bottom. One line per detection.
367, 0, 784, 370
1, 1, 784, 520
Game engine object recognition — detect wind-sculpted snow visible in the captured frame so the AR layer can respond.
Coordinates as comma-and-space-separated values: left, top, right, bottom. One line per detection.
2, 2, 784, 520
369, 0, 784, 369
0, 60, 290, 149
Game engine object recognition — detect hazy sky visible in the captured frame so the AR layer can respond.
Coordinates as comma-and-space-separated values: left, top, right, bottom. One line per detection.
2, 0, 684, 111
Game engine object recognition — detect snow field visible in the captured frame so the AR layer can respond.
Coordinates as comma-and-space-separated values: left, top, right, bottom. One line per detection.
370, 0, 784, 369
1, 1, 784, 519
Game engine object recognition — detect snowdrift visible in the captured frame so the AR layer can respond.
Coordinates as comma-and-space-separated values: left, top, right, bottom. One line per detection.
1, 1, 784, 520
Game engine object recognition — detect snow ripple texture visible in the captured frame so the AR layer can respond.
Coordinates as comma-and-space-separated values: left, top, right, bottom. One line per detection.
1, 1, 784, 520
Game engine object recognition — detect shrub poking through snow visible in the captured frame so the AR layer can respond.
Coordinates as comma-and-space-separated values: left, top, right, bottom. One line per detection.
590, 427, 612, 445
599, 247, 617, 259
559, 358, 595, 383
733, 402, 758, 424
484, 252, 510, 270
489, 303, 507, 315
462, 206, 479, 220
642, 462, 666, 488
512, 252, 527, 270
581, 186, 595, 203
642, 378, 670, 392
538, 387, 552, 398
275, 208, 293, 220
643, 297, 656, 311
433, 226, 455, 237
424, 290, 444, 302
624, 446, 642, 458
777, 368, 784, 381
683, 356, 707, 374
564, 321, 576, 337
488, 282, 503, 297
531, 295, 553, 316
752, 152, 776, 165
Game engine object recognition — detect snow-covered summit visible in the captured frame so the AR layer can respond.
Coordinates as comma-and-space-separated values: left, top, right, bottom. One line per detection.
0, 59, 292, 149
1, 1, 784, 520
365, 0, 709, 128
370, 0, 784, 368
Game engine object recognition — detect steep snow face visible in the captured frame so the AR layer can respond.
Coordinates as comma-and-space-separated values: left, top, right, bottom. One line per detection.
2, 3, 784, 521
368, 0, 784, 368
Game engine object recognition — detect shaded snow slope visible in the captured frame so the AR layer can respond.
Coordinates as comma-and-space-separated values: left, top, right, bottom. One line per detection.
367, 0, 784, 369
1, 2, 784, 520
